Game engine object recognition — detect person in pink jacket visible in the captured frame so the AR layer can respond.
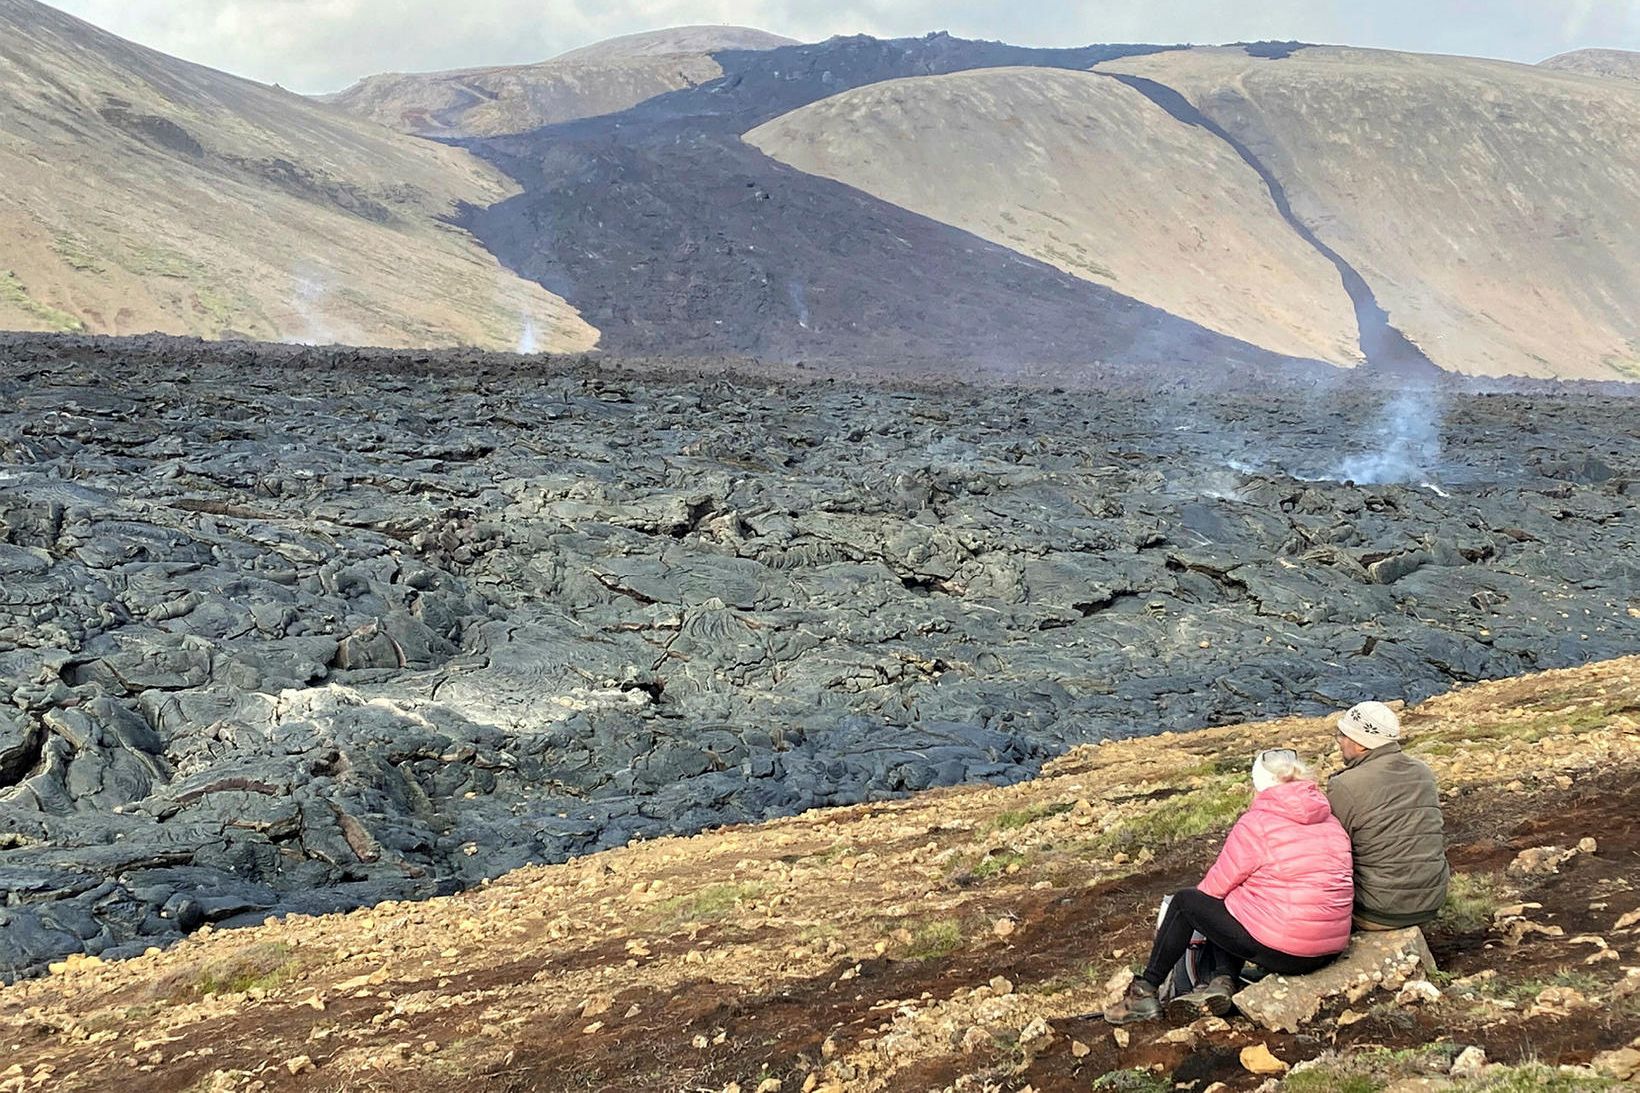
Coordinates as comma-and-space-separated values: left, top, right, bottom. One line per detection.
1106, 748, 1355, 1024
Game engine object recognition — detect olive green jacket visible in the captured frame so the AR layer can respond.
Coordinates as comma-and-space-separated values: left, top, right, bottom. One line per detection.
1327, 742, 1450, 927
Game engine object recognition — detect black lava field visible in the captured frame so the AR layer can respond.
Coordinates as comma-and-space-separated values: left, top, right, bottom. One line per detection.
1, 335, 1636, 978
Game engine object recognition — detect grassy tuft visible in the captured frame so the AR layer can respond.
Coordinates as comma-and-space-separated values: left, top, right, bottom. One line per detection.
1091, 1070, 1171, 1093
1437, 871, 1509, 934
903, 919, 962, 960
803, 843, 855, 865
646, 882, 764, 928
1501, 970, 1604, 1004
971, 850, 1028, 880
1280, 1071, 1380, 1093
1473, 1064, 1620, 1092
988, 800, 1074, 831
151, 942, 306, 1001
1097, 777, 1250, 854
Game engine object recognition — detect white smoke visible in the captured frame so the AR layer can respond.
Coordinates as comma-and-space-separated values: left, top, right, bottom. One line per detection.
788, 279, 811, 330
518, 315, 539, 355
290, 274, 334, 345
1331, 387, 1443, 485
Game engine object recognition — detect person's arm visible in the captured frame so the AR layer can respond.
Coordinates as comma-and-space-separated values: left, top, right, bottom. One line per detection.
1198, 815, 1264, 899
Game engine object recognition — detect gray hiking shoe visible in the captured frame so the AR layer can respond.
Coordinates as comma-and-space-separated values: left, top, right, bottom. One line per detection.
1164, 974, 1237, 1021
1104, 978, 1161, 1025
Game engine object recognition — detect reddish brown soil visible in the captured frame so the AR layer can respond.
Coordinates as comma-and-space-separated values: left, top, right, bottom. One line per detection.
454, 769, 1640, 1093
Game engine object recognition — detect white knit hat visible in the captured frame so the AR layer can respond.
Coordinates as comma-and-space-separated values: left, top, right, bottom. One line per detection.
1338, 701, 1401, 749
1251, 748, 1301, 793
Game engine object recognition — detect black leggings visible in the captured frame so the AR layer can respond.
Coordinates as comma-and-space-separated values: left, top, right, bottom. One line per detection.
1141, 887, 1337, 987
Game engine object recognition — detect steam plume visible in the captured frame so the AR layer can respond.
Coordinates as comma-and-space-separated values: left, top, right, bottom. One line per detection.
291, 274, 333, 345
1332, 387, 1443, 485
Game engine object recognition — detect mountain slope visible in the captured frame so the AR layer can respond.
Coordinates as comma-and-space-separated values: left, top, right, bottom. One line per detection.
1099, 46, 1640, 381
322, 55, 725, 138
324, 26, 796, 138
745, 67, 1363, 366
460, 34, 1329, 371
1540, 47, 1640, 82
0, 0, 596, 350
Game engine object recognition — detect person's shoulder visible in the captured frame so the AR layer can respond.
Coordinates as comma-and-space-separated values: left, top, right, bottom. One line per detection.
1327, 764, 1360, 791
1396, 750, 1440, 781
1325, 768, 1361, 818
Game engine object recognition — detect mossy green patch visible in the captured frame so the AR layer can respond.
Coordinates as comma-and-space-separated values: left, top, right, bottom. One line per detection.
646, 882, 764, 928
53, 235, 107, 274
0, 271, 84, 331
131, 246, 204, 280
903, 918, 962, 960
971, 850, 1028, 880
988, 800, 1074, 832
1091, 1070, 1171, 1093
1458, 701, 1633, 745
1097, 776, 1250, 854
1602, 352, 1640, 381
1438, 871, 1509, 934
1472, 1064, 1621, 1092
1281, 1071, 1381, 1093
1496, 969, 1604, 1004
193, 286, 244, 334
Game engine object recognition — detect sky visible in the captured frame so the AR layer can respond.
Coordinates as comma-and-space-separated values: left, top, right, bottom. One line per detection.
46, 0, 1640, 94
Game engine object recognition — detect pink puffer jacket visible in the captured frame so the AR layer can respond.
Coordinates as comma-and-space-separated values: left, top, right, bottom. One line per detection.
1199, 779, 1354, 958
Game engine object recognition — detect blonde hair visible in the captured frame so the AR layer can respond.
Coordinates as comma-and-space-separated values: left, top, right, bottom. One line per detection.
1263, 754, 1311, 783
1253, 749, 1313, 792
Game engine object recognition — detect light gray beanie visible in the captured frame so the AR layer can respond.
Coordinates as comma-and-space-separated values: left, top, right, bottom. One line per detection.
1338, 701, 1401, 749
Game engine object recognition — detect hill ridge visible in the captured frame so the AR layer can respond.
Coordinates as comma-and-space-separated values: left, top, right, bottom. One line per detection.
0, 0, 595, 349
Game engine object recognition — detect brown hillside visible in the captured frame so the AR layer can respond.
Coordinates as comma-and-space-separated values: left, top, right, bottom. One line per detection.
1099, 47, 1640, 381
745, 67, 1363, 367
0, 0, 595, 350
554, 26, 797, 63
324, 26, 796, 138
323, 56, 725, 138
4, 657, 1637, 1092
1541, 48, 1640, 82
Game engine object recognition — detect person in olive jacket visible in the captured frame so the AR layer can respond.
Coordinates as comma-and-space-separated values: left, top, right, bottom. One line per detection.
1328, 701, 1451, 930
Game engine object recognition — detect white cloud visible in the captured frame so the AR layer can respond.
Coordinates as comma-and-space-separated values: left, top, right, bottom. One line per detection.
42, 0, 1640, 93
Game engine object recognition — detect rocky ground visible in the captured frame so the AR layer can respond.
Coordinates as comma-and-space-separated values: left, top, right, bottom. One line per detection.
1, 334, 1637, 982
2, 655, 1636, 1092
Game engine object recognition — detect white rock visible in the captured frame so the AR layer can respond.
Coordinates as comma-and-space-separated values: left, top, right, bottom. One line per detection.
1396, 979, 1443, 1005
1450, 1045, 1488, 1079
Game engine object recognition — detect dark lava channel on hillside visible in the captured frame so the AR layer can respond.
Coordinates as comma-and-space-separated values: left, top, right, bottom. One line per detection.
458, 34, 1322, 370
1, 335, 1637, 978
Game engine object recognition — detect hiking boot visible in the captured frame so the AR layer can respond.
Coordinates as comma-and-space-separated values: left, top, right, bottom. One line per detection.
1164, 974, 1237, 1021
1103, 978, 1161, 1025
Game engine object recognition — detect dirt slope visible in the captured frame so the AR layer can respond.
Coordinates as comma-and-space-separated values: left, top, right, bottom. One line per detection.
1541, 48, 1640, 82
0, 0, 595, 350
1098, 46, 1640, 381
324, 27, 795, 138
4, 657, 1636, 1092
746, 67, 1363, 366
